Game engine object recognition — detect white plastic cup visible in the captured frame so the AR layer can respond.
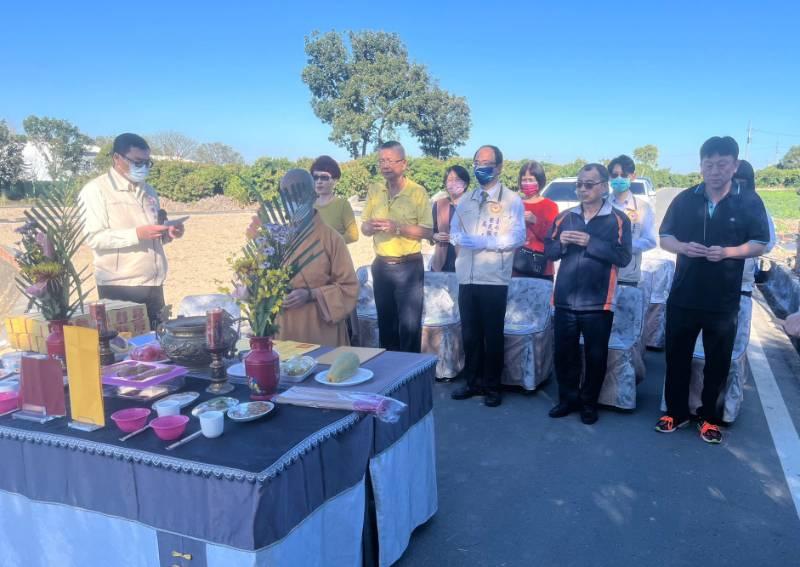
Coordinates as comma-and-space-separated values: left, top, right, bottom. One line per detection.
155, 400, 181, 417
199, 410, 224, 438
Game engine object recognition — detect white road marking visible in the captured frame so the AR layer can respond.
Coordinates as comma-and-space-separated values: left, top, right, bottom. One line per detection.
749, 301, 800, 520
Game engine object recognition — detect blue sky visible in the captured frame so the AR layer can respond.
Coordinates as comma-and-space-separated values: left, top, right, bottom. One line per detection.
2, 0, 799, 172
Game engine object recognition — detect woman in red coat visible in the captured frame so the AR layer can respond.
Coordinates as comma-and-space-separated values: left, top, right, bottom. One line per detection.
513, 160, 558, 280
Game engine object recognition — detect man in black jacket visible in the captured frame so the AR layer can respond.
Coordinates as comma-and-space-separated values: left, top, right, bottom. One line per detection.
656, 136, 769, 444
545, 163, 632, 424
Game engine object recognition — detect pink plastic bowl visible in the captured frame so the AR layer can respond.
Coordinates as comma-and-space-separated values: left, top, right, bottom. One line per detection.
151, 415, 189, 441
110, 408, 151, 432
0, 391, 20, 413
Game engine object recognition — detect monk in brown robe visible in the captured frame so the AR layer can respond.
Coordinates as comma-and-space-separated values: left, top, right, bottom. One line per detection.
276, 212, 358, 346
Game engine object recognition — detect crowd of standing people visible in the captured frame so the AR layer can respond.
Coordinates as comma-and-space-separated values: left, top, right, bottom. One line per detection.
80, 133, 794, 447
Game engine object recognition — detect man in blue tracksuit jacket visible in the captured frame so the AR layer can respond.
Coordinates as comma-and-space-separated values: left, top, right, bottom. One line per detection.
545, 163, 632, 424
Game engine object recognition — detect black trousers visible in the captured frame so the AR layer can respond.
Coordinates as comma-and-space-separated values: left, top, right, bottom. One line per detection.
664, 303, 738, 424
458, 284, 508, 394
97, 285, 166, 330
371, 256, 424, 353
554, 308, 614, 407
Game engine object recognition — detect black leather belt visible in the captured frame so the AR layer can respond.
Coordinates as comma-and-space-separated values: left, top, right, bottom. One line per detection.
376, 253, 422, 265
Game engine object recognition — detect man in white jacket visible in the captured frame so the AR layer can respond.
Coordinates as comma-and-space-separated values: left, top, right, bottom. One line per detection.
79, 133, 184, 326
449, 145, 526, 407
607, 155, 657, 285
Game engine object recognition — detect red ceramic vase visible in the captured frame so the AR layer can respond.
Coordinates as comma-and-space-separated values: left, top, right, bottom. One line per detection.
46, 319, 69, 367
245, 336, 279, 400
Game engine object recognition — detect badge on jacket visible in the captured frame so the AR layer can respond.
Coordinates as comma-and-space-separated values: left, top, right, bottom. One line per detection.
489, 203, 501, 214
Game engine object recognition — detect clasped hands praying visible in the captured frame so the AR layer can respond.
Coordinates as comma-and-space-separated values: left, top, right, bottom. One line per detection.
680, 241, 729, 262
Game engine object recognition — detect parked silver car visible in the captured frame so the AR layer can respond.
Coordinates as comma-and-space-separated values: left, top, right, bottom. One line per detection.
541, 176, 656, 213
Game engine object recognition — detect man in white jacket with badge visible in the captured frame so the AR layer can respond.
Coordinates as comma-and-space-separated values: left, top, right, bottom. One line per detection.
449, 145, 526, 407
79, 133, 185, 327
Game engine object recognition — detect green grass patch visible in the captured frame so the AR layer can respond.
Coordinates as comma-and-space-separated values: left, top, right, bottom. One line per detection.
759, 189, 799, 220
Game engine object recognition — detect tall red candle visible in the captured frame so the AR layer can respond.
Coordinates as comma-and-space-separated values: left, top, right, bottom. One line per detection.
89, 302, 109, 334
206, 308, 223, 349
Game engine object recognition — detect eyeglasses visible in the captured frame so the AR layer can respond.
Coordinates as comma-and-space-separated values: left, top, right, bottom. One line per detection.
118, 154, 153, 168
576, 180, 605, 189
378, 158, 404, 165
312, 174, 333, 182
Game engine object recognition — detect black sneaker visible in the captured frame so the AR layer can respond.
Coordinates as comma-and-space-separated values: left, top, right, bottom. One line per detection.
451, 385, 482, 400
549, 402, 579, 418
580, 406, 598, 425
484, 391, 502, 407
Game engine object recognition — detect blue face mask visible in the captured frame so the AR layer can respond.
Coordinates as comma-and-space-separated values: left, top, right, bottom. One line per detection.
127, 164, 150, 183
473, 166, 496, 186
610, 177, 631, 193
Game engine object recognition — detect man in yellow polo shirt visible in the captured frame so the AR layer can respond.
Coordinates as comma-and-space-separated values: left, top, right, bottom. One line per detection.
361, 141, 433, 353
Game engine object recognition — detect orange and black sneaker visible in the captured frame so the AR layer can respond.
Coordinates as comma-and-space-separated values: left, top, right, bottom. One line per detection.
654, 415, 689, 433
698, 421, 722, 444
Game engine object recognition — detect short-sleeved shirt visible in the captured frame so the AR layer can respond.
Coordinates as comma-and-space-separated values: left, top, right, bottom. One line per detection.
659, 183, 770, 312
314, 196, 359, 244
362, 178, 433, 257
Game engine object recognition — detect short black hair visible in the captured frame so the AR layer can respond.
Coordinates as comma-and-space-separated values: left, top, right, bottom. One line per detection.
700, 136, 739, 160
607, 154, 635, 175
733, 159, 756, 192
580, 163, 609, 182
379, 140, 405, 159
518, 160, 546, 189
310, 155, 342, 179
443, 164, 470, 189
473, 145, 503, 167
112, 133, 149, 156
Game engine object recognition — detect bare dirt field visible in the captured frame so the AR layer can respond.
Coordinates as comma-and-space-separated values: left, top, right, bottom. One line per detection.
0, 205, 388, 321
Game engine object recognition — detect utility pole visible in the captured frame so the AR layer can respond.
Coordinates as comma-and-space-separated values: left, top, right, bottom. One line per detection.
745, 121, 752, 161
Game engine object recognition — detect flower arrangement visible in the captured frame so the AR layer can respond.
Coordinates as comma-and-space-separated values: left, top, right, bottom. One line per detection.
14, 183, 90, 321
228, 170, 320, 337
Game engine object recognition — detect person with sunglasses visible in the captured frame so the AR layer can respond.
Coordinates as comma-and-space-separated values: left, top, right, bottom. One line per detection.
544, 164, 632, 424
79, 133, 184, 328
361, 141, 433, 353
606, 155, 657, 285
656, 137, 770, 444
310, 155, 359, 244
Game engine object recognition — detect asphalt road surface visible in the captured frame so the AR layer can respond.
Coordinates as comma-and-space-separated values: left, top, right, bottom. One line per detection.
396, 187, 800, 566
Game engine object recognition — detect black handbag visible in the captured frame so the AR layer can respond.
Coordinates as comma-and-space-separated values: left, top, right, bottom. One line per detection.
513, 247, 548, 276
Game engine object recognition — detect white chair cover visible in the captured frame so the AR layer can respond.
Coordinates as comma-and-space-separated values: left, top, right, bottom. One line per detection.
354, 266, 379, 347
501, 277, 554, 391
421, 272, 464, 379
591, 285, 645, 409
641, 256, 675, 348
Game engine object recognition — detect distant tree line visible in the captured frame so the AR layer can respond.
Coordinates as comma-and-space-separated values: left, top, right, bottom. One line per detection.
2, 116, 799, 204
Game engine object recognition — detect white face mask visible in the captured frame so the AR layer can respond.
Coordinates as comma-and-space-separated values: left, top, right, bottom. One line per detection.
127, 164, 150, 183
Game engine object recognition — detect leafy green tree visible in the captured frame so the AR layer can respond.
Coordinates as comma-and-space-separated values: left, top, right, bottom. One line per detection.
147, 160, 201, 201
22, 115, 92, 180
408, 87, 471, 159
246, 157, 294, 199
778, 145, 800, 169
0, 120, 26, 191
195, 142, 244, 165
633, 144, 659, 170
337, 159, 379, 199
302, 30, 430, 158
92, 141, 114, 173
